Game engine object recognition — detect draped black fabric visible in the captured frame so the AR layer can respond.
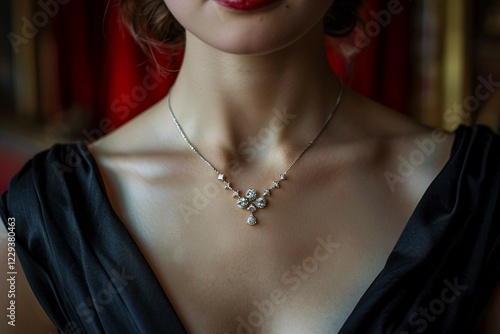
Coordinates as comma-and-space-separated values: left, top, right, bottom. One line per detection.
1, 124, 499, 334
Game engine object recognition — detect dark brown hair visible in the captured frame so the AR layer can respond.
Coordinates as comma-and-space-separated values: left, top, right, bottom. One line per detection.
118, 0, 364, 50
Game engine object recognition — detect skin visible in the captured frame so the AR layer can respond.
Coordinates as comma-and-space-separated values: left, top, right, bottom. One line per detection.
0, 0, 498, 332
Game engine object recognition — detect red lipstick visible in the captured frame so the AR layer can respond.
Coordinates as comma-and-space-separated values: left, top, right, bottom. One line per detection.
213, 0, 282, 11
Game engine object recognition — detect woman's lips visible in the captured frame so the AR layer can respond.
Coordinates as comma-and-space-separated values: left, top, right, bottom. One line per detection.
213, 0, 282, 11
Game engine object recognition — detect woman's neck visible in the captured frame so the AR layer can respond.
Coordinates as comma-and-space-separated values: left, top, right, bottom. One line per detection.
168, 21, 341, 162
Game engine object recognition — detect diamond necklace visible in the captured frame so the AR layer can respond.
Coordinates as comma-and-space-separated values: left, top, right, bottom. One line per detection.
167, 82, 343, 226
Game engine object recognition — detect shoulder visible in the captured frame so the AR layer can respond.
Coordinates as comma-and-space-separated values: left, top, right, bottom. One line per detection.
340, 92, 500, 330
0, 142, 107, 258
333, 89, 456, 197
88, 97, 185, 191
1, 142, 94, 217
90, 95, 174, 156
334, 88, 455, 155
0, 142, 100, 332
0, 141, 106, 259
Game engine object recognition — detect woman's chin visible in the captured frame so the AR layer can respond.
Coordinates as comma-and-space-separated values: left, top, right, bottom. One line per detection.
203, 39, 288, 56
188, 26, 309, 57
171, 0, 332, 56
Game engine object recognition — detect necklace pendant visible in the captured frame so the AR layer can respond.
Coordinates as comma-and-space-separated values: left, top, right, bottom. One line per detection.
235, 188, 269, 226
237, 197, 249, 208
246, 189, 257, 201
168, 82, 343, 229
247, 214, 257, 226
254, 197, 267, 209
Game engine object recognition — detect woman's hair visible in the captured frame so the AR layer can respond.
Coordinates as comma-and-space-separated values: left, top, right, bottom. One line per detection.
118, 0, 364, 50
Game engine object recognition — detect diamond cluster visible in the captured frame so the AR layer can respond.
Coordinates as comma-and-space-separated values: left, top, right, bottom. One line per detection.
217, 172, 287, 225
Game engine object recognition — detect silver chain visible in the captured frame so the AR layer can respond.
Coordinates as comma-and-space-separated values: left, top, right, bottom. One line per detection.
167, 82, 344, 225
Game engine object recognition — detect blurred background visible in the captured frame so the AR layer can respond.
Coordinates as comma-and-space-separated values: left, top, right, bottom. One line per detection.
1, 0, 500, 192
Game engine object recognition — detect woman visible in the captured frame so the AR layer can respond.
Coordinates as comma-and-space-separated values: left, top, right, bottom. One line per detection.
1, 0, 499, 333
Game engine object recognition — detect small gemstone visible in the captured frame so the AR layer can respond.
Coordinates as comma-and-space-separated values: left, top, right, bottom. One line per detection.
246, 189, 257, 201
218, 173, 225, 181
224, 182, 231, 189
272, 181, 280, 189
255, 197, 267, 209
247, 215, 257, 226
247, 204, 257, 212
263, 189, 271, 197
237, 198, 249, 208
232, 190, 240, 198
280, 173, 286, 180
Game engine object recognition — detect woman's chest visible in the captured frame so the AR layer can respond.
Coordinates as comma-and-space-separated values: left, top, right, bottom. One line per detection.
112, 168, 410, 333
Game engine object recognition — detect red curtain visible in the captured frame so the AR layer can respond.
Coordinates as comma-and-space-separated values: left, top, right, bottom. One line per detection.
51, 0, 415, 134
328, 0, 415, 113
51, 1, 178, 134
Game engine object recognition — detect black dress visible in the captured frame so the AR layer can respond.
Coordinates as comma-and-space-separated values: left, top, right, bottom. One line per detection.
1, 125, 499, 334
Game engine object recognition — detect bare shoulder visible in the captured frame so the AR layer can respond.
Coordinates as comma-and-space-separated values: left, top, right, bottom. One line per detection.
90, 95, 173, 157
86, 96, 185, 223
322, 88, 457, 232
0, 218, 57, 333
338, 89, 456, 192
341, 90, 500, 333
338, 88, 455, 150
